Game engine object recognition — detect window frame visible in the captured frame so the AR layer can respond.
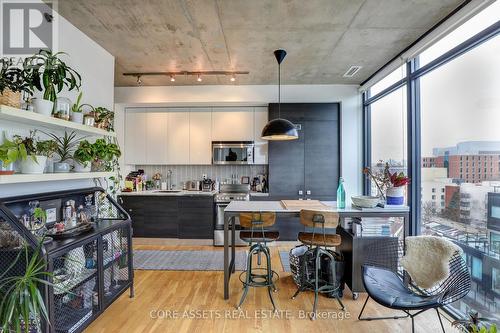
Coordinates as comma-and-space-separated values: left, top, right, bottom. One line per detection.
362, 19, 500, 321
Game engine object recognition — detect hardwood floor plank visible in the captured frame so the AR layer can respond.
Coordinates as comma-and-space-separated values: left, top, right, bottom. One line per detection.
85, 244, 456, 333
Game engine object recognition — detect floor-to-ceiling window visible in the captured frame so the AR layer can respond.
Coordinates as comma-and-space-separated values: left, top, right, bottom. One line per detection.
363, 0, 500, 323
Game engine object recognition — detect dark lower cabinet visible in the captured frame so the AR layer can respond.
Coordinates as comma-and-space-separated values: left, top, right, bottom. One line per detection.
118, 195, 214, 239
179, 197, 214, 239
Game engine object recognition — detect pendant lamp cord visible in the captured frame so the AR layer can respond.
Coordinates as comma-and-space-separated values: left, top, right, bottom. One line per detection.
278, 61, 281, 119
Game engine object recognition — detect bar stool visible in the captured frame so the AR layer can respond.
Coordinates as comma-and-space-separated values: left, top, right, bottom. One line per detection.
292, 209, 345, 320
237, 212, 279, 310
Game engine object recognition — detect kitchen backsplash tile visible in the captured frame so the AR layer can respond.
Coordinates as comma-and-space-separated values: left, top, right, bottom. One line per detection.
135, 165, 268, 188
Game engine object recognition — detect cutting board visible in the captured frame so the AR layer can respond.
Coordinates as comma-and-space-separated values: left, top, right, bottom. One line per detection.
281, 200, 329, 211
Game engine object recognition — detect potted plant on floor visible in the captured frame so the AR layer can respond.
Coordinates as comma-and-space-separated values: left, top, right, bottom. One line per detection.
11, 132, 47, 174
0, 239, 53, 333
91, 138, 121, 172
23, 49, 81, 116
73, 140, 93, 172
36, 139, 58, 173
45, 131, 80, 173
0, 58, 31, 109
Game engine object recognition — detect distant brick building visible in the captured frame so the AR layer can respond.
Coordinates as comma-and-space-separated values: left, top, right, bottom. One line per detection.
422, 142, 500, 184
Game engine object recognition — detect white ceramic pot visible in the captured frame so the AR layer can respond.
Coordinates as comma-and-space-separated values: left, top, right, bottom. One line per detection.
70, 111, 84, 124
74, 161, 91, 172
386, 186, 405, 205
53, 162, 71, 173
20, 156, 47, 174
33, 99, 54, 116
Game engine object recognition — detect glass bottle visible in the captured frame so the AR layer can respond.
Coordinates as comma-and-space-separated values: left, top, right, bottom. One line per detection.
337, 177, 346, 209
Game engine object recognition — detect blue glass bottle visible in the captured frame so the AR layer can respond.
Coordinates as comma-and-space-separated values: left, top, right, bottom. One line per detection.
337, 177, 346, 209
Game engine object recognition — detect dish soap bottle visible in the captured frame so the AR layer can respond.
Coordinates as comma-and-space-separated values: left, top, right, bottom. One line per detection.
337, 177, 346, 209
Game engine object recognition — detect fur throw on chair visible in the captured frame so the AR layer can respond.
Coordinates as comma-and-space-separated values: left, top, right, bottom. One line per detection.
400, 236, 462, 289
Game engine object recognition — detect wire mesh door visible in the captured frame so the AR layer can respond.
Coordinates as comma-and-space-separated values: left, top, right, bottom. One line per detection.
102, 226, 130, 306
51, 238, 99, 333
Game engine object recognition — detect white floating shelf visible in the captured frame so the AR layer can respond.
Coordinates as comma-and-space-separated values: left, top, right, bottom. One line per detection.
0, 172, 114, 184
0, 105, 116, 137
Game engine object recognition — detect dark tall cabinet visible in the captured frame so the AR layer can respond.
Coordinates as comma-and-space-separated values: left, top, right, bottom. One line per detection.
268, 103, 341, 201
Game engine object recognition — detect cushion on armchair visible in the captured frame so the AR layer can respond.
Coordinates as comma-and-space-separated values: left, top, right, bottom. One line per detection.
400, 236, 461, 289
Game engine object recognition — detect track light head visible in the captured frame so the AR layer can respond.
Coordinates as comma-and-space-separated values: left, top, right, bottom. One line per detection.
197, 74, 202, 82
136, 76, 142, 85
170, 75, 175, 82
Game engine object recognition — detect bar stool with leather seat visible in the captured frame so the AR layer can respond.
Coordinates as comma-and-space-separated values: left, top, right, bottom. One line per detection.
237, 212, 280, 310
292, 209, 345, 320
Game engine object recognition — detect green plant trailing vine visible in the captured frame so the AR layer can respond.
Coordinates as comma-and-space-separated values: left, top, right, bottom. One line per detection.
73, 140, 93, 167
23, 49, 81, 102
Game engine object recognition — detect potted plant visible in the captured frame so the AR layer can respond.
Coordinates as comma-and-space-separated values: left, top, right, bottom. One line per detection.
36, 139, 58, 173
91, 138, 121, 172
73, 140, 93, 172
23, 49, 81, 116
11, 132, 47, 174
94, 107, 115, 132
70, 92, 86, 124
0, 239, 53, 333
0, 58, 31, 108
452, 311, 497, 333
363, 162, 410, 205
0, 135, 25, 175
45, 131, 79, 173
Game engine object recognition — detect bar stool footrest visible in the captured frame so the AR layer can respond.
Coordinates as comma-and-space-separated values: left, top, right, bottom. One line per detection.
239, 268, 279, 288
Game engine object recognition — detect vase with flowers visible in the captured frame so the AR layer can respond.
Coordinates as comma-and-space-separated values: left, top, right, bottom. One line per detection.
363, 162, 410, 205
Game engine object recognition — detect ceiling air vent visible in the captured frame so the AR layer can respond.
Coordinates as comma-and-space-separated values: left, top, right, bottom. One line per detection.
343, 65, 362, 78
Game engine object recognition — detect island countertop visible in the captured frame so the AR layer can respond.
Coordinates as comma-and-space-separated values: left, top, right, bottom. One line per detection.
118, 190, 217, 196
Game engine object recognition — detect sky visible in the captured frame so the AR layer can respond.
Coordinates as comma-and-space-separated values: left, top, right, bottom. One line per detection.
370, 1, 500, 161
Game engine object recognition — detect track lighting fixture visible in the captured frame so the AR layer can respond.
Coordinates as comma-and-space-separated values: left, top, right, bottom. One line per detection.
170, 75, 175, 82
230, 74, 236, 82
136, 76, 142, 85
124, 71, 249, 83
197, 74, 202, 82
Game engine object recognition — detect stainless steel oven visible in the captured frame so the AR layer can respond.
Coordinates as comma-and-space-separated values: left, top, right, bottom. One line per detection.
212, 141, 254, 165
213, 184, 250, 246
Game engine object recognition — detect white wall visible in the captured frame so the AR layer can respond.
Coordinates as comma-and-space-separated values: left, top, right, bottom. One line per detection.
0, 8, 115, 198
114, 84, 363, 196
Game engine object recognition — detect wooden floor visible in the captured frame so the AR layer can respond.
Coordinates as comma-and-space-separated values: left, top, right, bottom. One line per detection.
85, 244, 457, 333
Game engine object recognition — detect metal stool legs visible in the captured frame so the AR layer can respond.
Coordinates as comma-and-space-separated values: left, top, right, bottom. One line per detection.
237, 243, 277, 311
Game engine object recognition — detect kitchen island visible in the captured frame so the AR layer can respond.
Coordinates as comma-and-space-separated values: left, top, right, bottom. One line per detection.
222, 200, 410, 299
118, 190, 216, 239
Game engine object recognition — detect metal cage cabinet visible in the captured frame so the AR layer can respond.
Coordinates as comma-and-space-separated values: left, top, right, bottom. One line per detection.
0, 187, 134, 333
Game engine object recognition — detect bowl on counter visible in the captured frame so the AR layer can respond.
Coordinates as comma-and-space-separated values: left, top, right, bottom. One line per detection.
351, 195, 380, 208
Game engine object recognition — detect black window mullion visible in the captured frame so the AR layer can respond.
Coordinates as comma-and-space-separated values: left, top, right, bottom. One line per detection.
406, 58, 421, 236
362, 91, 371, 195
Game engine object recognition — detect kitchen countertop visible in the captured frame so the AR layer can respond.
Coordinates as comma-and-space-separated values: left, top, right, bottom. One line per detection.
118, 190, 217, 196
249, 192, 269, 197
225, 201, 409, 213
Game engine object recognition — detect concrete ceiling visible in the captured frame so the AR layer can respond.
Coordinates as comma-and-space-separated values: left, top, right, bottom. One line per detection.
52, 0, 464, 86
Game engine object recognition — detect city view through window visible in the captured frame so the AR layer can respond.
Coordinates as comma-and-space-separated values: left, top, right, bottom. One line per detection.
369, 2, 499, 324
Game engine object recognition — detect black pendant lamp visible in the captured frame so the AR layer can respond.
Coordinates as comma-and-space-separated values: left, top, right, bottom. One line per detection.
261, 49, 298, 140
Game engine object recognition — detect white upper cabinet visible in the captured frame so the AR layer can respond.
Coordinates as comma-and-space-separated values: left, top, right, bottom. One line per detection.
167, 110, 190, 164
123, 106, 269, 165
145, 110, 168, 164
211, 107, 254, 141
189, 109, 212, 165
124, 108, 147, 165
254, 106, 268, 164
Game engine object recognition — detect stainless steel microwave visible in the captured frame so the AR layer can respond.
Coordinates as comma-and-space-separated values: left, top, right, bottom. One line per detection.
212, 141, 254, 165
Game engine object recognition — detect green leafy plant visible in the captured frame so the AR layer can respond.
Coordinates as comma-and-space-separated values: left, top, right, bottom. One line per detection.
33, 207, 46, 223
0, 136, 27, 166
0, 58, 31, 96
452, 311, 497, 333
0, 240, 53, 333
35, 139, 58, 158
94, 107, 114, 131
73, 140, 93, 167
91, 138, 121, 172
45, 131, 80, 162
70, 91, 92, 113
23, 49, 81, 102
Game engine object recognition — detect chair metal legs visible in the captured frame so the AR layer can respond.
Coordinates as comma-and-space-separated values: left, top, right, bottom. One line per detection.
237, 242, 277, 311
358, 295, 446, 333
